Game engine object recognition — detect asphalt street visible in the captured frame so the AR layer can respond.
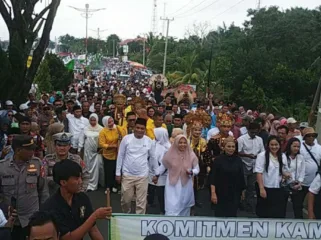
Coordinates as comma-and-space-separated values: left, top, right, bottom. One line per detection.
84, 188, 296, 240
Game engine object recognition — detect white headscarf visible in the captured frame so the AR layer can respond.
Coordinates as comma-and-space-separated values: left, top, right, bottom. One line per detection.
88, 113, 103, 132
102, 116, 116, 129
154, 128, 171, 150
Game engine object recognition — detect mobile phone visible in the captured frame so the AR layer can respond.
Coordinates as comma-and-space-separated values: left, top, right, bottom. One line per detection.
11, 196, 17, 209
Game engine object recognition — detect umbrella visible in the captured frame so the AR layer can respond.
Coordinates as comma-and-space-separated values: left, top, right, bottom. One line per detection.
129, 61, 146, 69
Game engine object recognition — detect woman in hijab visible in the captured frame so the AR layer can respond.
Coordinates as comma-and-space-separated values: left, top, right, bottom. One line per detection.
79, 113, 104, 191
44, 123, 64, 155
210, 136, 245, 217
148, 128, 171, 214
158, 135, 199, 216
270, 120, 280, 136
99, 116, 126, 193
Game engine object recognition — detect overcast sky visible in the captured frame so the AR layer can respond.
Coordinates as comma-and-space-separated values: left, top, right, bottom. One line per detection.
0, 0, 320, 41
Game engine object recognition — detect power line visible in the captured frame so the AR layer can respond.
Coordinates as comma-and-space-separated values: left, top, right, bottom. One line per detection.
210, 0, 247, 20
167, 0, 194, 16
176, 0, 221, 19
174, 0, 209, 18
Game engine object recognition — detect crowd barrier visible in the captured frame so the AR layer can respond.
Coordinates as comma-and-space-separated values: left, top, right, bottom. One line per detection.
108, 214, 321, 240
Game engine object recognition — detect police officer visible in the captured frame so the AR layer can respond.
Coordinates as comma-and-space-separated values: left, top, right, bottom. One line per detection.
42, 132, 89, 195
0, 135, 49, 240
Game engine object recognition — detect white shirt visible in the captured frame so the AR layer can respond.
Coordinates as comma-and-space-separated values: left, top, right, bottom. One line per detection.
240, 126, 248, 136
300, 142, 321, 187
254, 152, 289, 188
116, 134, 159, 177
0, 209, 7, 227
238, 134, 265, 170
286, 154, 305, 183
309, 174, 321, 195
67, 115, 89, 149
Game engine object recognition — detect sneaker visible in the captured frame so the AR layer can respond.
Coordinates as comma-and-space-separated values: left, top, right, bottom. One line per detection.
112, 188, 118, 193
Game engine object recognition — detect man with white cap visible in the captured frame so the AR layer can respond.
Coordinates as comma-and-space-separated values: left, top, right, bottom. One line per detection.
287, 117, 301, 139
299, 127, 321, 218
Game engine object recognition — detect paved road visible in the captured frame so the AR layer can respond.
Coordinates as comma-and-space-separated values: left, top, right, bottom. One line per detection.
84, 187, 296, 240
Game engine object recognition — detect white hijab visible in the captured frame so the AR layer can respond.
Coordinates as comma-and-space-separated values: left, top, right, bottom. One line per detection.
102, 116, 116, 129
154, 128, 171, 150
88, 113, 103, 132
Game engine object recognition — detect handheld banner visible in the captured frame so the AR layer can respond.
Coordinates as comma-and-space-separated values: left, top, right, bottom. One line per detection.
110, 214, 321, 240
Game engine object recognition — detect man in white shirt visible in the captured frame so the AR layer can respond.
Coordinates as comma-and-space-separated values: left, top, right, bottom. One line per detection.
301, 128, 321, 197
67, 105, 89, 153
116, 118, 159, 214
238, 122, 265, 212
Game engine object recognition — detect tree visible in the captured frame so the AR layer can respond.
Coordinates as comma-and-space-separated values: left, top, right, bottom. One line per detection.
34, 60, 52, 95
0, 0, 61, 103
106, 34, 121, 56
44, 53, 73, 91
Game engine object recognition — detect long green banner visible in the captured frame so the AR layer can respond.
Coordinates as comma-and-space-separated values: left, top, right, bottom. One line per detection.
110, 214, 321, 240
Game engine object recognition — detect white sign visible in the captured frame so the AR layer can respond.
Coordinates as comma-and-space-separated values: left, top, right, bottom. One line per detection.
110, 214, 321, 240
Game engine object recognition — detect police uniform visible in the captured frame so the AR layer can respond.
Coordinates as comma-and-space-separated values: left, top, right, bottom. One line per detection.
42, 133, 89, 195
0, 135, 49, 239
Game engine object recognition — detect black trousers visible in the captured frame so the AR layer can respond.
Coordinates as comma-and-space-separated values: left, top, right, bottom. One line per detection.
285, 186, 309, 219
256, 184, 286, 218
103, 158, 117, 189
147, 184, 165, 213
11, 226, 28, 240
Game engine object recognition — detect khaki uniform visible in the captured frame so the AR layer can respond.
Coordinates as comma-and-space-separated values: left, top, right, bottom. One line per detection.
0, 157, 49, 228
42, 152, 89, 194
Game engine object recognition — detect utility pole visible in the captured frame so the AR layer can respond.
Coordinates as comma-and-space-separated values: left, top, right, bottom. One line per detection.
162, 2, 167, 36
69, 4, 105, 65
160, 17, 174, 75
143, 39, 146, 66
113, 40, 115, 58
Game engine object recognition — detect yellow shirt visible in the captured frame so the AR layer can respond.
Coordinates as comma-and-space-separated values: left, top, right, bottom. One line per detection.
99, 126, 127, 160
146, 118, 167, 140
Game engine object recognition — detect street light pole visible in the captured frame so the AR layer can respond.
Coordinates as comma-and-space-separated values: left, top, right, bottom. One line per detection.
69, 4, 105, 66
160, 17, 174, 76
85, 4, 89, 64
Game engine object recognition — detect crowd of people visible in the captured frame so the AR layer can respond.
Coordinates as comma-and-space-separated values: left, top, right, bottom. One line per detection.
0, 67, 320, 239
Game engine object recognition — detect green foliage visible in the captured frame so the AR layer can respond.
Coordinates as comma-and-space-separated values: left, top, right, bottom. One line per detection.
39, 53, 72, 91
34, 60, 52, 96
59, 34, 119, 55
106, 34, 121, 56
134, 6, 321, 119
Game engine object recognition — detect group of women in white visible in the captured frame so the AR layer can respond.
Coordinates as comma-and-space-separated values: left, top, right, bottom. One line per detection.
77, 113, 200, 216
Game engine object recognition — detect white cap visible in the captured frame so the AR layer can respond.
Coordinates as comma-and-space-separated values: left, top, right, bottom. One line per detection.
287, 117, 297, 124
19, 104, 28, 111
5, 100, 13, 106
127, 97, 132, 101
